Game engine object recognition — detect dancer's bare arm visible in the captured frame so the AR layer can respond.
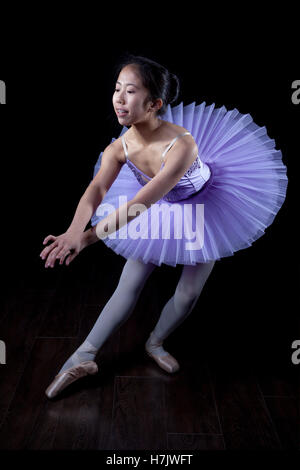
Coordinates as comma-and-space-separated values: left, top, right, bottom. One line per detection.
67, 141, 124, 233
40, 142, 124, 267
96, 135, 198, 238
131, 135, 198, 207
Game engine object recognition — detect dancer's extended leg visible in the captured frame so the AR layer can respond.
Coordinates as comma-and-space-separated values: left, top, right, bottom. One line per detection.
59, 257, 156, 373
145, 261, 215, 372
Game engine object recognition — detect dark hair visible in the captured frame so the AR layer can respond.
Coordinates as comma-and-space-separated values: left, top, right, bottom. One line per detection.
113, 54, 180, 117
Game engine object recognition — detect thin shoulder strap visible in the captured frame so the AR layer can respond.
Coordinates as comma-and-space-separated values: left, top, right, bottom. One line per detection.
162, 132, 191, 160
121, 135, 128, 158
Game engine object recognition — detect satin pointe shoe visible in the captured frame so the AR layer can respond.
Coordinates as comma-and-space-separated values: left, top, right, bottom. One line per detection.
45, 361, 98, 399
145, 332, 180, 374
145, 348, 180, 373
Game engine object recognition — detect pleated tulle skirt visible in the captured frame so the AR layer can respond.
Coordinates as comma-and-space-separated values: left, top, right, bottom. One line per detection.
90, 101, 288, 267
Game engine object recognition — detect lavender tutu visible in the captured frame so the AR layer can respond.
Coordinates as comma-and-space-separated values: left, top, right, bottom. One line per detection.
90, 101, 288, 267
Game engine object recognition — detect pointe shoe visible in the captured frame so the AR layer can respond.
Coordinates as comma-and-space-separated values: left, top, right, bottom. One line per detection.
145, 333, 180, 374
145, 348, 180, 373
45, 361, 98, 399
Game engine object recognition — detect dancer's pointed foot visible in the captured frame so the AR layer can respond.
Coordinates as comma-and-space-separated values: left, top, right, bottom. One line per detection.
45, 361, 98, 399
145, 331, 180, 373
145, 348, 180, 373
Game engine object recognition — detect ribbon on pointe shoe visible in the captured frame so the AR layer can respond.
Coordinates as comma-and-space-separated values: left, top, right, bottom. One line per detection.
145, 331, 180, 373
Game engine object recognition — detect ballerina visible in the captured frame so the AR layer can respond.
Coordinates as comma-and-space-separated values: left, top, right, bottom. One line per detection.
40, 54, 288, 399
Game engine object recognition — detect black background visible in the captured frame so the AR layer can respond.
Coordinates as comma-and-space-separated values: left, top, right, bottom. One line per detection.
1, 19, 299, 417
0, 11, 300, 463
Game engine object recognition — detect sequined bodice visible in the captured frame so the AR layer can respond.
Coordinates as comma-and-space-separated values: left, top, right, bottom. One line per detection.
122, 132, 211, 202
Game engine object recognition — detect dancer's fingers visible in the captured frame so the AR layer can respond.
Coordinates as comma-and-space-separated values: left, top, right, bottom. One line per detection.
58, 250, 72, 265
43, 234, 57, 245
40, 240, 59, 260
44, 245, 63, 268
65, 251, 77, 266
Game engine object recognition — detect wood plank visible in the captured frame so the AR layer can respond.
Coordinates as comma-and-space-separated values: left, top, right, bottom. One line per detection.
0, 289, 50, 429
108, 376, 166, 450
26, 304, 117, 450
165, 360, 221, 435
264, 396, 300, 450
211, 366, 282, 450
0, 337, 76, 449
167, 433, 225, 450
29, 372, 113, 450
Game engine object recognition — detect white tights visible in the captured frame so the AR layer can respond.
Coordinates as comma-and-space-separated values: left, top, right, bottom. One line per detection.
59, 257, 215, 373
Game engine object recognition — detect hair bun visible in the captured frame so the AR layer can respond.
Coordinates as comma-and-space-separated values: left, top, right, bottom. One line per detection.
167, 72, 180, 105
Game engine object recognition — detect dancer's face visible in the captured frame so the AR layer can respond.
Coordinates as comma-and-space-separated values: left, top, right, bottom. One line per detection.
113, 64, 162, 125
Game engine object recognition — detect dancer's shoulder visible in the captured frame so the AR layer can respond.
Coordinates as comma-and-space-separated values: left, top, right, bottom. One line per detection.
104, 138, 126, 164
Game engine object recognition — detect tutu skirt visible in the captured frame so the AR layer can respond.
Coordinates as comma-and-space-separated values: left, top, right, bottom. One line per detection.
91, 102, 288, 267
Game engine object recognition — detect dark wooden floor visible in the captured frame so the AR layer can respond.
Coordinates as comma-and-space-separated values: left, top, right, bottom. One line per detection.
0, 244, 299, 451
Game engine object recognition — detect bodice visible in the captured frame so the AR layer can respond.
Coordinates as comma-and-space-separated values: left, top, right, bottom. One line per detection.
122, 132, 211, 202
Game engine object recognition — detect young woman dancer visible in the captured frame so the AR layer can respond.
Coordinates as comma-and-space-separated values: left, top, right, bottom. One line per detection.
40, 55, 288, 399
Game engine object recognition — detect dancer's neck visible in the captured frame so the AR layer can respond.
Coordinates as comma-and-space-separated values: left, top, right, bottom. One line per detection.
129, 117, 164, 147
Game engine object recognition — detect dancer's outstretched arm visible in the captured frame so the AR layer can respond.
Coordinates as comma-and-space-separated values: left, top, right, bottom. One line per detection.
96, 136, 198, 239
67, 142, 125, 234
40, 141, 124, 268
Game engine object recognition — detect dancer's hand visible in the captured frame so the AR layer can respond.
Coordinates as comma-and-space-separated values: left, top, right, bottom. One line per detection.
40, 230, 85, 268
